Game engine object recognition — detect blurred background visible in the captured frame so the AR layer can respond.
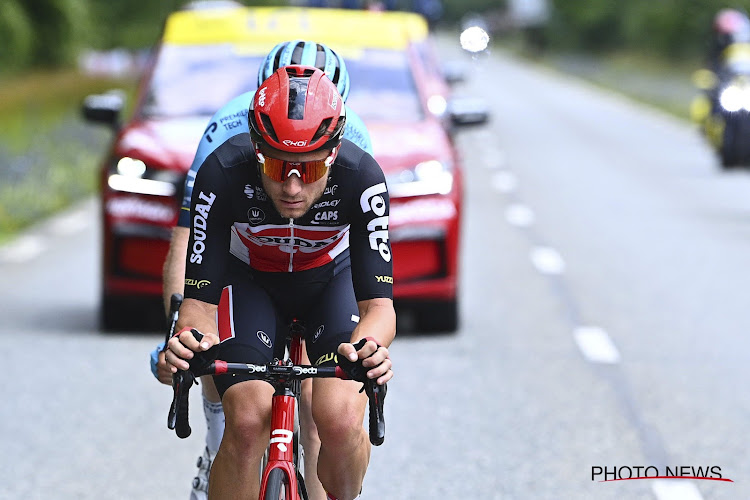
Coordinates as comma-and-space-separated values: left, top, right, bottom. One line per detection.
4, 1, 750, 499
0, 0, 742, 239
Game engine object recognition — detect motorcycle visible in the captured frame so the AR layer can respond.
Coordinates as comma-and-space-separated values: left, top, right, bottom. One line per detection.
691, 43, 750, 169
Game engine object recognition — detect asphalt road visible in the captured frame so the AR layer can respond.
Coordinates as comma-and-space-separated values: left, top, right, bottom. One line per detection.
3, 40, 750, 500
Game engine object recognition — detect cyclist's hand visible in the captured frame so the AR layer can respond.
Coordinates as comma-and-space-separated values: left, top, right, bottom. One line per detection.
338, 337, 393, 385
149, 342, 173, 385
165, 327, 219, 373
156, 349, 172, 384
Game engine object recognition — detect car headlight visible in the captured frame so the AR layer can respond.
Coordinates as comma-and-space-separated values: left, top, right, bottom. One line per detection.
719, 84, 750, 112
386, 160, 453, 198
107, 157, 181, 197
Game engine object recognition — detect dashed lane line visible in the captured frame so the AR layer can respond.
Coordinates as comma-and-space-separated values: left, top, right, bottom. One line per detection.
491, 171, 518, 193
573, 326, 622, 364
505, 203, 535, 227
0, 235, 46, 264
530, 246, 566, 275
652, 479, 704, 500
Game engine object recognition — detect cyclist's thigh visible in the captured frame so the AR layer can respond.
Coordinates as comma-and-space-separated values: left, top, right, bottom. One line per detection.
213, 273, 281, 398
303, 265, 360, 368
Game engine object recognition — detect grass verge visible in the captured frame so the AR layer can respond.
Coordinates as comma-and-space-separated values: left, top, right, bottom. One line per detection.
0, 69, 136, 244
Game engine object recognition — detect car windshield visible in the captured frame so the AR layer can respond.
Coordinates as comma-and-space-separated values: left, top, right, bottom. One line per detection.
141, 44, 264, 118
141, 45, 423, 121
345, 49, 424, 122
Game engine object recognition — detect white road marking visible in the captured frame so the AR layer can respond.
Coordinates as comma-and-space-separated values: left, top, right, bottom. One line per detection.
482, 149, 506, 169
573, 326, 621, 364
491, 171, 518, 193
0, 235, 46, 263
530, 246, 565, 274
505, 203, 535, 227
652, 479, 704, 500
48, 207, 89, 235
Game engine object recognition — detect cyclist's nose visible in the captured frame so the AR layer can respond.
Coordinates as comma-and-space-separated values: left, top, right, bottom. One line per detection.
282, 173, 304, 195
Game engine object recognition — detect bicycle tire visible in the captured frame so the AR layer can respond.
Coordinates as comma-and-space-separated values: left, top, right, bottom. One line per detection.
264, 467, 290, 500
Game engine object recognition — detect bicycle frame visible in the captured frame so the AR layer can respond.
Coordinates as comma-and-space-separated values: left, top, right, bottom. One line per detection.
258, 324, 307, 499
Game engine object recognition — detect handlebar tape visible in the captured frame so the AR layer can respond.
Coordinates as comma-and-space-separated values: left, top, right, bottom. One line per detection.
168, 369, 194, 439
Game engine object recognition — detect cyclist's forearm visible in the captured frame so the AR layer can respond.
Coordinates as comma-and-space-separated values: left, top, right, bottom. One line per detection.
353, 298, 396, 347
162, 226, 190, 315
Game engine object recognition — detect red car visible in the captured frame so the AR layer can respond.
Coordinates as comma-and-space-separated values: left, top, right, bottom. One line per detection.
83, 6, 486, 331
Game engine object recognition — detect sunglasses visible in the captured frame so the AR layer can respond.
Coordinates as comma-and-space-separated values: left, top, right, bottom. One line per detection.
255, 146, 338, 184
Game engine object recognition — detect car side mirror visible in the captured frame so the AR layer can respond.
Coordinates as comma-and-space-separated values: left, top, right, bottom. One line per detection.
82, 90, 125, 129
442, 60, 467, 86
448, 96, 489, 126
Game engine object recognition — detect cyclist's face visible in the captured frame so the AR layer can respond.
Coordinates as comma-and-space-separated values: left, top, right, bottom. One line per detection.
258, 144, 331, 219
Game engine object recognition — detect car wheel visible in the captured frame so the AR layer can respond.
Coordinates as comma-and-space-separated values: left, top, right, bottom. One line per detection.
720, 121, 750, 169
101, 294, 163, 332
414, 299, 459, 333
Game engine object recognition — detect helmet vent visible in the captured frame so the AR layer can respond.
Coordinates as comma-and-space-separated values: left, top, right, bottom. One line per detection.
259, 113, 279, 143
311, 118, 333, 143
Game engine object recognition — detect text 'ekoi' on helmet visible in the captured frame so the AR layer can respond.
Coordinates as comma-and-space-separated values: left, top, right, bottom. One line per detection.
249, 65, 347, 153
257, 40, 350, 101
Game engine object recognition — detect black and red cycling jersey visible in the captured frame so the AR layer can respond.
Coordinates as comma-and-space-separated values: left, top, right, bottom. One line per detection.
184, 134, 393, 305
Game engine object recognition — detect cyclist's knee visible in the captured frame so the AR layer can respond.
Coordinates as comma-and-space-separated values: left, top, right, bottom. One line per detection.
222, 381, 273, 452
313, 388, 366, 447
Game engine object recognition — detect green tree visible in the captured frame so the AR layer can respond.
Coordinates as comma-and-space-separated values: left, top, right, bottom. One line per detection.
0, 0, 34, 70
21, 0, 92, 67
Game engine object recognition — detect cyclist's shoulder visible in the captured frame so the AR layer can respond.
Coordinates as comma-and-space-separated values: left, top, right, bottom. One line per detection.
341, 106, 372, 155
199, 133, 253, 177
335, 140, 384, 186
212, 91, 255, 120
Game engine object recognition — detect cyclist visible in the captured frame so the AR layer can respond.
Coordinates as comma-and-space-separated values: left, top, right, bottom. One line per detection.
165, 65, 394, 500
151, 40, 373, 500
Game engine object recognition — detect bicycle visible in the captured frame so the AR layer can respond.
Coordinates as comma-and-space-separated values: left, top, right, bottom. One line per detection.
165, 294, 386, 499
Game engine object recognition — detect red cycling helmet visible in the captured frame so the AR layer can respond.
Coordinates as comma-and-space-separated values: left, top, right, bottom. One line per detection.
249, 65, 347, 153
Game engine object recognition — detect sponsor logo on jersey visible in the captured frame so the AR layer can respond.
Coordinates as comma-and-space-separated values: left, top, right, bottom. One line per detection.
247, 207, 266, 225
359, 183, 391, 262
324, 184, 338, 196
244, 230, 344, 254
313, 325, 324, 343
257, 330, 272, 349
190, 191, 216, 264
312, 199, 340, 209
244, 184, 254, 199
375, 275, 393, 284
314, 210, 338, 222
185, 278, 211, 288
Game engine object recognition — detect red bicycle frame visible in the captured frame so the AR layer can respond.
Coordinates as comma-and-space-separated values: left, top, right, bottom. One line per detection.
258, 331, 306, 499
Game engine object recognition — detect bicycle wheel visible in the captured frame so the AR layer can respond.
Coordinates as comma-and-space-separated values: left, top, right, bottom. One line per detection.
264, 467, 291, 500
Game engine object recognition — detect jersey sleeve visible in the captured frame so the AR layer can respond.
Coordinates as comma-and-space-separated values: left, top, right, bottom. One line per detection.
178, 91, 254, 227
183, 157, 233, 305
348, 154, 393, 301
342, 106, 374, 156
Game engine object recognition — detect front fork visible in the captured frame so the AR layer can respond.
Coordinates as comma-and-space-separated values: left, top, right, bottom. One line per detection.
259, 393, 305, 498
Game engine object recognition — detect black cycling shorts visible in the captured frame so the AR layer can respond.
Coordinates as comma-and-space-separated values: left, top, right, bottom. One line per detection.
212, 257, 359, 398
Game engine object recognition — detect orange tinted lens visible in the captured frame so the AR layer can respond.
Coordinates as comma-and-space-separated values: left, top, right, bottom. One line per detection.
260, 156, 286, 182
261, 157, 329, 183
299, 160, 329, 183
